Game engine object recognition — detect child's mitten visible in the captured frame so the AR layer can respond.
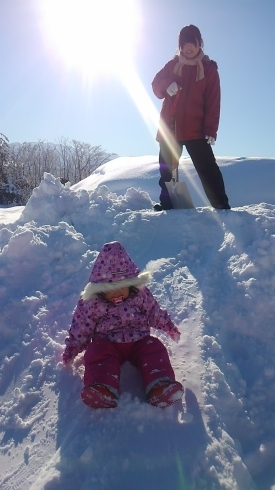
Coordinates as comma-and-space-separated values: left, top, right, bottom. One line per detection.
62, 346, 77, 365
169, 327, 181, 343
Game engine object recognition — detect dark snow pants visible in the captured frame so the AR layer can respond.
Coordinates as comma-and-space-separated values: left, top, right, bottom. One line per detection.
83, 335, 175, 396
158, 138, 230, 209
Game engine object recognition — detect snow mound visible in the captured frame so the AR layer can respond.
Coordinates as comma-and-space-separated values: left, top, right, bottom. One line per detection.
1, 163, 275, 489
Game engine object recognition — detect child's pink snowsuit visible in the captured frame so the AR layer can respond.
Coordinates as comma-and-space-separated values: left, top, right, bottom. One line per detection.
63, 241, 181, 396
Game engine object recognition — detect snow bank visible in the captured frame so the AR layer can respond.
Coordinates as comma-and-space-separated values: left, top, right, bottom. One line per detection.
1, 158, 275, 489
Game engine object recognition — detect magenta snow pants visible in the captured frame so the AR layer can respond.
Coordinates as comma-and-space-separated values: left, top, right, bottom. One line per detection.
83, 335, 175, 395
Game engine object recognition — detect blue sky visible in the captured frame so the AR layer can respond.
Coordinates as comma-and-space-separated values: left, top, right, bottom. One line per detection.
1, 0, 275, 158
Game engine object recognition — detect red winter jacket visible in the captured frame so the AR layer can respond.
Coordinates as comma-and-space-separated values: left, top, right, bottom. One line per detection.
152, 55, 221, 142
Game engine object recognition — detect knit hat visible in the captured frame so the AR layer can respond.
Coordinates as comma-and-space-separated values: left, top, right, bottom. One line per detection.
81, 241, 151, 300
178, 24, 203, 49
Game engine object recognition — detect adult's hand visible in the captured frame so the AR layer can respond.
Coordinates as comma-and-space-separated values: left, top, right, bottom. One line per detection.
167, 82, 179, 96
205, 135, 215, 145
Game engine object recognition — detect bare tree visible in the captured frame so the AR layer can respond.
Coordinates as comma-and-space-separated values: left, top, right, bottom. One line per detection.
0, 134, 24, 204
71, 140, 90, 182
5, 138, 116, 204
54, 136, 72, 184
37, 140, 56, 174
0, 133, 10, 177
59, 139, 115, 184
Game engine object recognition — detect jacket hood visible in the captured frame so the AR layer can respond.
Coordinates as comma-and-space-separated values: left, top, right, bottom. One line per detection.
81, 241, 151, 300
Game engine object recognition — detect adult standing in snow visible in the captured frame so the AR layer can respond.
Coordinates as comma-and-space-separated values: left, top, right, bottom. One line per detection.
62, 241, 183, 409
152, 24, 230, 211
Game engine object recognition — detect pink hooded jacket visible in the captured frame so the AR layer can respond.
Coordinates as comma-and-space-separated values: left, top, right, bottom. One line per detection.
64, 242, 180, 360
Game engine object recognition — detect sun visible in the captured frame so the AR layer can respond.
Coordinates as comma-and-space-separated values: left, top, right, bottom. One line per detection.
40, 0, 141, 76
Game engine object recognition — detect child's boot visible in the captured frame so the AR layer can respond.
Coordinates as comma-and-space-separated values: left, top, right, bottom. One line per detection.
81, 383, 118, 409
147, 381, 183, 408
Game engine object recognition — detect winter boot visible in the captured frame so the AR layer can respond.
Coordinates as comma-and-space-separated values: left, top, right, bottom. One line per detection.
154, 204, 163, 212
81, 384, 118, 409
147, 381, 183, 408
154, 203, 173, 212
214, 203, 231, 210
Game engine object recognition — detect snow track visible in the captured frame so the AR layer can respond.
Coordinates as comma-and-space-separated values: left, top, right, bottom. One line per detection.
1, 172, 275, 489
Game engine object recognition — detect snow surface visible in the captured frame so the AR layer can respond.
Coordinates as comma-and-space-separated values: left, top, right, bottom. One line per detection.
0, 155, 275, 490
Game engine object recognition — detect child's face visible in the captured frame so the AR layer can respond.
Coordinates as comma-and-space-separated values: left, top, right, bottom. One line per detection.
104, 287, 130, 304
181, 40, 200, 59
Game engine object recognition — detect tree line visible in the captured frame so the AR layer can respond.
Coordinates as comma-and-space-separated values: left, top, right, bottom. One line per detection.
0, 134, 117, 205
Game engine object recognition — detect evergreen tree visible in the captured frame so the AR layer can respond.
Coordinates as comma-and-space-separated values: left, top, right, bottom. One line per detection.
0, 133, 18, 205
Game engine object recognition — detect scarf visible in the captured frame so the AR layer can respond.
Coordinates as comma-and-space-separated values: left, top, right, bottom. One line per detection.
173, 48, 209, 81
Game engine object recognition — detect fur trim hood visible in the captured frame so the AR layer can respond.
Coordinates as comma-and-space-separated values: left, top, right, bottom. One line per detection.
80, 241, 151, 301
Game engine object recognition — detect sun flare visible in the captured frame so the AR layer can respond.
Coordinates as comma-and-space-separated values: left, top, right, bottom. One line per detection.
41, 0, 141, 76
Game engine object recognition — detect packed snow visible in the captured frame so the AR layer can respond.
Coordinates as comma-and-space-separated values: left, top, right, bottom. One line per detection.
0, 155, 275, 490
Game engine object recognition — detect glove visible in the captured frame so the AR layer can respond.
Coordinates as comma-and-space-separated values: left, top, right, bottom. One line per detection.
167, 82, 179, 96
169, 327, 181, 343
62, 352, 73, 365
205, 135, 215, 145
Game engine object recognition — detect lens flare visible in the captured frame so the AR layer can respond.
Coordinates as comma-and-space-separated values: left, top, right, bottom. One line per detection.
40, 0, 141, 76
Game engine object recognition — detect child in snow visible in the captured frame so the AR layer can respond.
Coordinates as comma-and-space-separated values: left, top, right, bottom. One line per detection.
152, 24, 230, 211
62, 241, 183, 409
